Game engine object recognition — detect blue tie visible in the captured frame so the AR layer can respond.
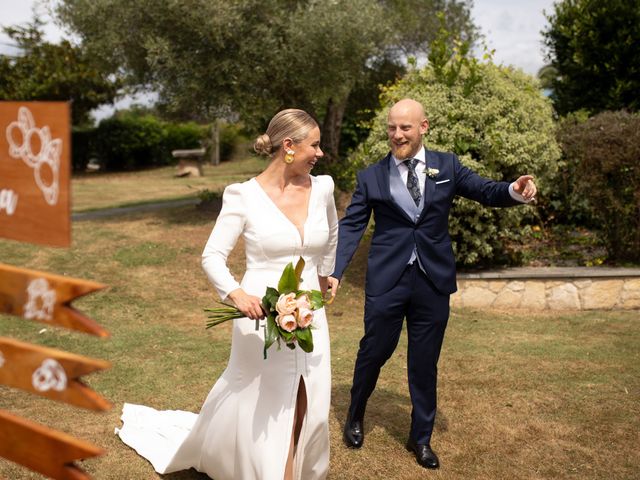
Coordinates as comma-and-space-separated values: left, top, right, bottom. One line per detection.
404, 158, 421, 206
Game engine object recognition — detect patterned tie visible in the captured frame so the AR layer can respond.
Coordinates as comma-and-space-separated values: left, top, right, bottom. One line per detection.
404, 158, 421, 206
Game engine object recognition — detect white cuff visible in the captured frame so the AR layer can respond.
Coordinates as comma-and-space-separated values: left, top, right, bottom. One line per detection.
509, 182, 532, 203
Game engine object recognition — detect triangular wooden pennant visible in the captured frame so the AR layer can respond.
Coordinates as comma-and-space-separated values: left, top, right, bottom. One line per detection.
0, 263, 108, 337
0, 409, 104, 479
0, 337, 111, 411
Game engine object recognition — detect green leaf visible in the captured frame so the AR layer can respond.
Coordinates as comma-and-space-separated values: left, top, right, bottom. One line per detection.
280, 329, 294, 343
308, 289, 324, 310
296, 327, 314, 353
277, 261, 298, 293
262, 287, 280, 312
294, 257, 305, 283
264, 314, 278, 352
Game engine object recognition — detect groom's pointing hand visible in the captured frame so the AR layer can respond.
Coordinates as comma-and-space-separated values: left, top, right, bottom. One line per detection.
512, 175, 537, 202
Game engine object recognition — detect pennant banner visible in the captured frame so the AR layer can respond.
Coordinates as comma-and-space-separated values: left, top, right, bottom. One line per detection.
0, 409, 104, 480
0, 337, 111, 411
0, 263, 108, 337
0, 102, 71, 247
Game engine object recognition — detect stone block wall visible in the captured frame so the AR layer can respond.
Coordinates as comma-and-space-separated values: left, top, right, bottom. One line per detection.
451, 268, 640, 310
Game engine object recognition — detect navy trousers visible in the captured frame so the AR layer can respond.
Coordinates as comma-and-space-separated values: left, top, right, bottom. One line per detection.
348, 262, 450, 444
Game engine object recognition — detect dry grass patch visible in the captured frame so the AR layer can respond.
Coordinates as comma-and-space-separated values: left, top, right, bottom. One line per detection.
72, 155, 264, 212
0, 205, 638, 479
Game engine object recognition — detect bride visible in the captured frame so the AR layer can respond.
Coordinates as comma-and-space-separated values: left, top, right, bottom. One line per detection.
116, 109, 338, 479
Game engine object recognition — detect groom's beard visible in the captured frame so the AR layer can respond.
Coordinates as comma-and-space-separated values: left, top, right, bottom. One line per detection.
391, 142, 420, 160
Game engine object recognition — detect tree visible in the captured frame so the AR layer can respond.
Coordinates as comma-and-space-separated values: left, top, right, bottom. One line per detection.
0, 20, 121, 125
54, 0, 476, 161
542, 0, 640, 115
348, 48, 560, 267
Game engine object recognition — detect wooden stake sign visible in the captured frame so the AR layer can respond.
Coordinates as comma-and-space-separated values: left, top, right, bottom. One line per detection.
0, 337, 111, 411
0, 102, 71, 247
0, 263, 108, 337
0, 410, 104, 480
0, 101, 110, 479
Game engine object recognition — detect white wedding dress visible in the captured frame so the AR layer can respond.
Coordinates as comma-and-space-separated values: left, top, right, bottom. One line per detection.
116, 175, 338, 480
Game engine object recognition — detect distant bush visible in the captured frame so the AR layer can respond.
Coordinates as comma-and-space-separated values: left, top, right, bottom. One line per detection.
71, 126, 97, 171
84, 113, 207, 172
348, 57, 560, 267
164, 122, 207, 159
558, 110, 640, 262
94, 114, 166, 171
201, 122, 249, 162
540, 110, 595, 228
219, 122, 248, 161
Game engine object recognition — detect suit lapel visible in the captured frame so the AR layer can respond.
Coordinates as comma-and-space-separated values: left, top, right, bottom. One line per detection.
375, 154, 413, 222
418, 148, 437, 222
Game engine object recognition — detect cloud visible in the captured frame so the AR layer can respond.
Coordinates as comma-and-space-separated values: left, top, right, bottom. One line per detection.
472, 0, 555, 75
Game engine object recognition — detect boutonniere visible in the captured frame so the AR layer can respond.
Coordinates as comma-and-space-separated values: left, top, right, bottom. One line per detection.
425, 168, 439, 179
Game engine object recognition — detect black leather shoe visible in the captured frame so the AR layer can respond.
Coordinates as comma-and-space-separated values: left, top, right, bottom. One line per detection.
343, 415, 364, 449
406, 438, 439, 469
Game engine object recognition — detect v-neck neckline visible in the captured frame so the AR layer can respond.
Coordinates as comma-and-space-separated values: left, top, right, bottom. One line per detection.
251, 177, 314, 246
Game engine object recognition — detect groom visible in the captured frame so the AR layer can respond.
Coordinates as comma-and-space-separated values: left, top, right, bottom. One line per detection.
328, 98, 536, 469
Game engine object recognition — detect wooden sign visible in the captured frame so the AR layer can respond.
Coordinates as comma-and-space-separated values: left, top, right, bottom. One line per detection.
0, 409, 104, 480
0, 337, 111, 411
0, 263, 108, 337
0, 102, 71, 247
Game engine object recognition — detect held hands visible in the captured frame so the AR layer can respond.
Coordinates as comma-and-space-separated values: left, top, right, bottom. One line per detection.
512, 175, 537, 202
227, 288, 265, 320
318, 276, 339, 304
326, 276, 340, 302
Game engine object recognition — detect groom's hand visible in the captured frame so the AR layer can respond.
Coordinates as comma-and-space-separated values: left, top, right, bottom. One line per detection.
327, 276, 340, 303
512, 175, 537, 202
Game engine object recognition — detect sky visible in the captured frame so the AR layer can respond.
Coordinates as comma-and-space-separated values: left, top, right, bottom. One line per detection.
0, 0, 557, 116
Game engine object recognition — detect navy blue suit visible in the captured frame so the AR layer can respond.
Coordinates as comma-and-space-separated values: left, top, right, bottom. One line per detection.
333, 148, 520, 444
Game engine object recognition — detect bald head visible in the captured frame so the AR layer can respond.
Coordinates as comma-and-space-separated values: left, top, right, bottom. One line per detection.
388, 98, 426, 123
387, 99, 429, 160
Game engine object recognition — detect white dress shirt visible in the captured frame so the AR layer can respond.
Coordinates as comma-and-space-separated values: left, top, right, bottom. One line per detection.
394, 146, 531, 204
392, 146, 427, 195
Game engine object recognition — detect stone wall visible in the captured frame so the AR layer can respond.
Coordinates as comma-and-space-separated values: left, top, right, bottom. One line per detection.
451, 267, 640, 310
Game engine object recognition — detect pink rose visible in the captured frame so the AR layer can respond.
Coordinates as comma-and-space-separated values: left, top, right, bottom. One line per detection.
277, 313, 297, 332
276, 292, 297, 315
296, 308, 314, 329
296, 294, 311, 310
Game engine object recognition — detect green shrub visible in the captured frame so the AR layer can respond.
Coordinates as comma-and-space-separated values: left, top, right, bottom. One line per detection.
71, 126, 97, 172
348, 59, 560, 267
92, 113, 207, 171
541, 110, 595, 227
164, 122, 207, 161
557, 110, 640, 262
220, 122, 248, 161
94, 114, 166, 170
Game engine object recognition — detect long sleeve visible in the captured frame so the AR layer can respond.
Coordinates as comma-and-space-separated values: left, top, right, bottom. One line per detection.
331, 170, 372, 280
318, 176, 338, 277
201, 184, 246, 300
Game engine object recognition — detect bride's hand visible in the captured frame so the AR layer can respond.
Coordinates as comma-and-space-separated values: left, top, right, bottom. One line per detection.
228, 289, 265, 320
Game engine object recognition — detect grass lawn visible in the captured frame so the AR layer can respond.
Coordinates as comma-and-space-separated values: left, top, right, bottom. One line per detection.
1, 194, 638, 479
71, 155, 265, 212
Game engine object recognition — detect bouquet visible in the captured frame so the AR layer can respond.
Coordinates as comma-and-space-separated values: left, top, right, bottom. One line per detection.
205, 257, 329, 359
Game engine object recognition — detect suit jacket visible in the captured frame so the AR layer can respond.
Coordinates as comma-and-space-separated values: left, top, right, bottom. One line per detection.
332, 148, 521, 296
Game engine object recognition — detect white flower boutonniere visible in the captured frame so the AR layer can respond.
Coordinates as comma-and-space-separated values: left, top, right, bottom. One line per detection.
425, 168, 440, 179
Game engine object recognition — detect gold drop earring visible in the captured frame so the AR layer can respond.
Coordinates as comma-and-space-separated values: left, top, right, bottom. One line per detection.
284, 149, 295, 164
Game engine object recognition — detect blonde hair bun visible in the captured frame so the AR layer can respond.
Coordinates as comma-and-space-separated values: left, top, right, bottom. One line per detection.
253, 133, 273, 156
254, 109, 318, 158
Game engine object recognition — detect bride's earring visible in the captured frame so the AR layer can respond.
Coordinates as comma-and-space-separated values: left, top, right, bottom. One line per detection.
284, 149, 295, 164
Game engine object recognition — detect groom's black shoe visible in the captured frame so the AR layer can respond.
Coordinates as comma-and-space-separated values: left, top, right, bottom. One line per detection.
406, 438, 439, 469
343, 415, 364, 449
